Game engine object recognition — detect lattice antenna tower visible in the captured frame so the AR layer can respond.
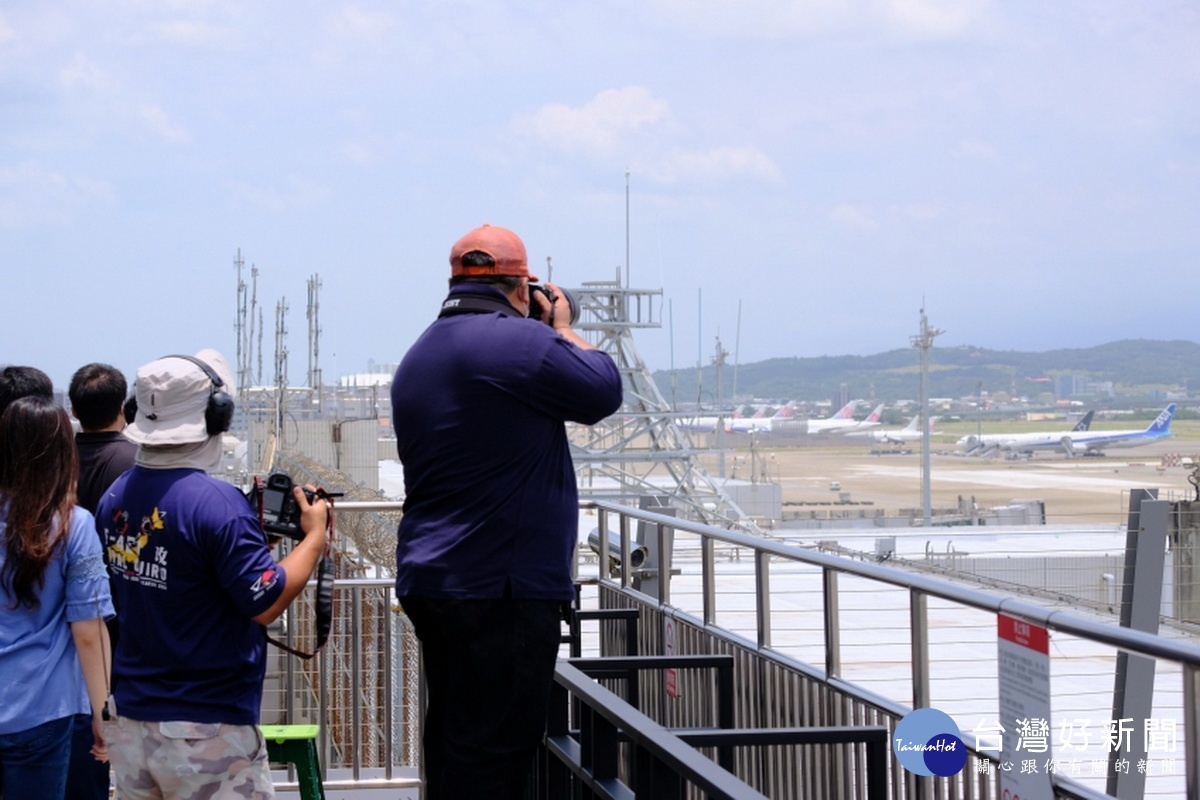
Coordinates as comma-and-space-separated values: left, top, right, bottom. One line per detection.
275, 298, 289, 439
566, 270, 759, 533
306, 274, 323, 413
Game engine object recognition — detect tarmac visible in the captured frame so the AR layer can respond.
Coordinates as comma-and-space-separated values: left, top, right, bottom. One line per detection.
698, 433, 1199, 527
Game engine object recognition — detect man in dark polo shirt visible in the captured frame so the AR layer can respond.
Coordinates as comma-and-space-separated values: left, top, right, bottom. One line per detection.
391, 224, 623, 799
70, 363, 138, 515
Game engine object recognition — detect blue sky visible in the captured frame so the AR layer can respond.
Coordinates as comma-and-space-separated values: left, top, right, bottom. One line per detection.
3, 1, 1198, 390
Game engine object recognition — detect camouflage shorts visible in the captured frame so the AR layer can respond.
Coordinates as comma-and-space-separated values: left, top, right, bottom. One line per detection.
108, 717, 274, 799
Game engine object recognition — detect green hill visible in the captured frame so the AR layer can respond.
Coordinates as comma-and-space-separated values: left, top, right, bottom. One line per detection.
653, 339, 1200, 405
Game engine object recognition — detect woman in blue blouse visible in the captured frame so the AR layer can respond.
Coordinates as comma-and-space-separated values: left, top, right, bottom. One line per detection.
0, 395, 115, 799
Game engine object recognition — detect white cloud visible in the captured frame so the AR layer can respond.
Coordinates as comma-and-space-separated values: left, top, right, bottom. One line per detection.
877, 0, 987, 39
646, 0, 988, 39
646, 146, 782, 184
830, 203, 880, 231
151, 19, 237, 46
518, 87, 670, 156
953, 137, 999, 161
897, 202, 943, 222
59, 53, 108, 89
225, 174, 331, 214
139, 104, 192, 144
829, 200, 945, 232
329, 6, 397, 41
0, 13, 14, 44
0, 161, 114, 229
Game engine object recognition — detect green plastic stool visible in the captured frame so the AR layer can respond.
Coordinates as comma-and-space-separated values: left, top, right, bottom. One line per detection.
261, 724, 326, 800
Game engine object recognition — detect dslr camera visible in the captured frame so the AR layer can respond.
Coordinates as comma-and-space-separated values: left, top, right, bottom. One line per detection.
248, 472, 341, 541
527, 283, 580, 327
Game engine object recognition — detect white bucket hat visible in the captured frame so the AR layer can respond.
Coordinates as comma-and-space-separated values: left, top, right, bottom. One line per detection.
125, 349, 236, 445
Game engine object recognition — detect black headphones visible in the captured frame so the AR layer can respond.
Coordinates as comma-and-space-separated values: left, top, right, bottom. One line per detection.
124, 354, 235, 436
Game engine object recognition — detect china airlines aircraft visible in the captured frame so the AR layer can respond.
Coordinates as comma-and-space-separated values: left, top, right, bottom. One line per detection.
805, 400, 863, 434
832, 403, 885, 435
726, 401, 797, 434
846, 413, 941, 444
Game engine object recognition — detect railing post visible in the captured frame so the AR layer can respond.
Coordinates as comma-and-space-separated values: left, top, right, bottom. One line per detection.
657, 522, 672, 606
823, 567, 841, 679
909, 589, 930, 710
1110, 492, 1167, 799
351, 584, 363, 779
909, 589, 931, 800
702, 534, 716, 626
755, 550, 772, 649
1185, 662, 1199, 800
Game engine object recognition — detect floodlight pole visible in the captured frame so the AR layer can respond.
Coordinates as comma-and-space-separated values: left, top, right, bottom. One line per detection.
910, 307, 944, 526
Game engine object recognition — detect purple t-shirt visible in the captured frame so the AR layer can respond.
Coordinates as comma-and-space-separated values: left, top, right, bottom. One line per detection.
391, 284, 623, 601
97, 467, 285, 725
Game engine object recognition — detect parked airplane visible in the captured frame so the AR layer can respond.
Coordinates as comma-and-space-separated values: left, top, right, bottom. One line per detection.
678, 412, 723, 432
960, 407, 1174, 458
957, 410, 1093, 456
833, 403, 885, 434
805, 400, 863, 434
846, 413, 940, 444
727, 401, 797, 434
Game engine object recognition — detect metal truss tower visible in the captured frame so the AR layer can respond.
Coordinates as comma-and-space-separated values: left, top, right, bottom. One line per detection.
567, 275, 760, 533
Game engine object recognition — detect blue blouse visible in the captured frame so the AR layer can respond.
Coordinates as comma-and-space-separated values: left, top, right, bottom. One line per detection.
0, 502, 115, 734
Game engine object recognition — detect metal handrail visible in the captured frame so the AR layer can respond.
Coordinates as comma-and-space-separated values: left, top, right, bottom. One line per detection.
587, 499, 1200, 800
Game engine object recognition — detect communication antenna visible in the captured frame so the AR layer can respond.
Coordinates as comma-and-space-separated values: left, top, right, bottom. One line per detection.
275, 298, 289, 440
234, 249, 246, 392
624, 167, 630, 288
910, 305, 944, 526
306, 274, 323, 414
256, 306, 264, 385
732, 300, 742, 405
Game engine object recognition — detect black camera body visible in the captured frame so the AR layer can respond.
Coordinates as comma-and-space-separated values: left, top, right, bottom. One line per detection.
528, 283, 580, 327
249, 472, 341, 541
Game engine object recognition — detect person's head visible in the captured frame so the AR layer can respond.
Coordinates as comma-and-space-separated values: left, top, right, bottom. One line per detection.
0, 395, 78, 609
448, 224, 539, 313
0, 365, 53, 419
124, 350, 236, 447
69, 362, 129, 432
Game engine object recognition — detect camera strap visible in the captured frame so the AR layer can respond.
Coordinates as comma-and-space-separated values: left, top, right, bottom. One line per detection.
260, 489, 336, 661
438, 294, 524, 319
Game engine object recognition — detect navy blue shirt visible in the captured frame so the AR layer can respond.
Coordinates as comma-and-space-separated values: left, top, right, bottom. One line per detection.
97, 467, 285, 724
391, 284, 623, 600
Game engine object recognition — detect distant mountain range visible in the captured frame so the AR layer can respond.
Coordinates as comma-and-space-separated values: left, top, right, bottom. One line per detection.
651, 339, 1200, 406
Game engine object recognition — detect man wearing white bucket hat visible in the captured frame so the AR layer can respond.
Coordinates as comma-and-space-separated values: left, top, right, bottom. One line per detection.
97, 350, 328, 799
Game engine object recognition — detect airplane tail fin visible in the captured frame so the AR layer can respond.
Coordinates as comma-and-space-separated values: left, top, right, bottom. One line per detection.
832, 400, 858, 420
903, 415, 920, 432
773, 401, 797, 420
1148, 404, 1176, 434
864, 404, 884, 424
1071, 410, 1095, 432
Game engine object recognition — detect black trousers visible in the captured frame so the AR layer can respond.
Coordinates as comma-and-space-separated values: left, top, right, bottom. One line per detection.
401, 596, 564, 800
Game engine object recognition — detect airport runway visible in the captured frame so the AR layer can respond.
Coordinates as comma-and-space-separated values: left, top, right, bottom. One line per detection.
703, 436, 1199, 526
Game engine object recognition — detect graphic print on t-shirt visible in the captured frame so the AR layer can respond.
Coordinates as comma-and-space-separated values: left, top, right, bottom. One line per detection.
106, 506, 169, 590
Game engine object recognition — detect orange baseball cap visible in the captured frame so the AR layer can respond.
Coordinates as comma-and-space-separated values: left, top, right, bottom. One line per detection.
449, 224, 538, 280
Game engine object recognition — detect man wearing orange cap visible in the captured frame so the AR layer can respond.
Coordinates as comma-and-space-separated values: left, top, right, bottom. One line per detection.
392, 224, 623, 799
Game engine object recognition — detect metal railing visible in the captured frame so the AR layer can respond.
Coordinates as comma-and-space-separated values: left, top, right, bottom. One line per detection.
584, 499, 1200, 799
262, 498, 1200, 798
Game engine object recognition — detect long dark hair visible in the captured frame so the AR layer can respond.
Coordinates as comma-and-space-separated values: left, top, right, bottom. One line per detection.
0, 395, 79, 610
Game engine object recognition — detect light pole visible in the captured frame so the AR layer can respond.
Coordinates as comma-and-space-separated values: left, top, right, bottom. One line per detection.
910, 307, 944, 526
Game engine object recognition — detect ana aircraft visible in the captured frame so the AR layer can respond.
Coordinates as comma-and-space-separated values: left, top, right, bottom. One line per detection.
959, 407, 1174, 458
846, 413, 941, 444
957, 410, 1093, 456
